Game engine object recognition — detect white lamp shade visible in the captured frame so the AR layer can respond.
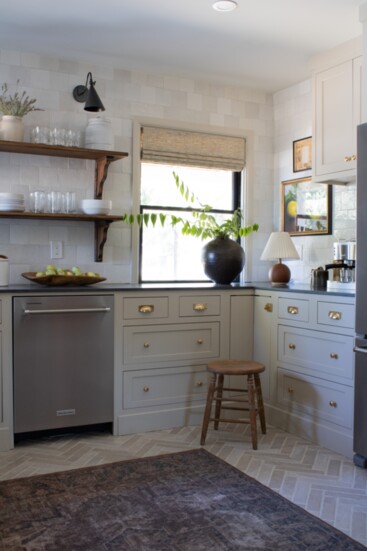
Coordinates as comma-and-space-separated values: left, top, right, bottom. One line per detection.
260, 232, 300, 261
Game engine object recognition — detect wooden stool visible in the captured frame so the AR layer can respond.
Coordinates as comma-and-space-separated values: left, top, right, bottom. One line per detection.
200, 359, 266, 450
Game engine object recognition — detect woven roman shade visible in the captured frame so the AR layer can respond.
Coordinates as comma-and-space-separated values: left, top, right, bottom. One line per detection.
141, 126, 246, 171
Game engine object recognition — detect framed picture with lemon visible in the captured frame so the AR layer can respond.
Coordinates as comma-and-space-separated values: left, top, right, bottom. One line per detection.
281, 176, 332, 236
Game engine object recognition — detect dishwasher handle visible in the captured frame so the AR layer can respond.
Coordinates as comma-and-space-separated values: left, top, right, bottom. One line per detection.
354, 345, 367, 355
23, 307, 111, 315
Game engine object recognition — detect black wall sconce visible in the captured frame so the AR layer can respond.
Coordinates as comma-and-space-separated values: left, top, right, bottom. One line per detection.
73, 72, 105, 112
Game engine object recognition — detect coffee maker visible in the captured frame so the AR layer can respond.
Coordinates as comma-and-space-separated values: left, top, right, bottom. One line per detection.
326, 240, 356, 290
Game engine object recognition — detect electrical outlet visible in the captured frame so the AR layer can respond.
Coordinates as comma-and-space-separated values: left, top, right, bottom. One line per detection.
50, 241, 63, 259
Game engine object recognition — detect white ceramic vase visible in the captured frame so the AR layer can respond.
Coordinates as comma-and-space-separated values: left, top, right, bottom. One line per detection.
0, 115, 25, 142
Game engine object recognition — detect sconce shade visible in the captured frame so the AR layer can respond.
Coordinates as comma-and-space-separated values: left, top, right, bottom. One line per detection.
73, 72, 105, 112
260, 231, 300, 286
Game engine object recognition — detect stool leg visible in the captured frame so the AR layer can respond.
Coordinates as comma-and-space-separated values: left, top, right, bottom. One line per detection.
247, 374, 258, 450
214, 373, 224, 430
254, 373, 266, 434
200, 372, 217, 445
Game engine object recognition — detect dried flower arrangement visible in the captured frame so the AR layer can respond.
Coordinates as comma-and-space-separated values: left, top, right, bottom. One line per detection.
0, 81, 43, 117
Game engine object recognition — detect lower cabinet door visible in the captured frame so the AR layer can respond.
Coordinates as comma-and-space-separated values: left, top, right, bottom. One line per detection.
277, 367, 353, 429
123, 365, 208, 409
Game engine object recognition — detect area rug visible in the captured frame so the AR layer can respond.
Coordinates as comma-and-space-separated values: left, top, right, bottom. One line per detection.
0, 448, 364, 550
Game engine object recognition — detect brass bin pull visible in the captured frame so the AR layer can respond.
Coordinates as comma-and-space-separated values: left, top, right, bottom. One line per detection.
193, 303, 207, 312
287, 387, 294, 393
330, 352, 339, 360
143, 342, 150, 348
287, 306, 299, 315
328, 311, 341, 321
143, 386, 150, 392
139, 304, 154, 314
329, 400, 337, 408
288, 343, 296, 350
264, 303, 273, 312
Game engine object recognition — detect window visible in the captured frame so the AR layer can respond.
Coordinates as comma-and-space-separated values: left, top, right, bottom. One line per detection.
138, 125, 246, 283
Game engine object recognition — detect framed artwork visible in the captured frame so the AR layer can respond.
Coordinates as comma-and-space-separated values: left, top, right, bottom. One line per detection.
281, 176, 332, 236
293, 136, 312, 172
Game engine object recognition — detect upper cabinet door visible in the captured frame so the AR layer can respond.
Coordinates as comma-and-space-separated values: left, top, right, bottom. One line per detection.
314, 57, 362, 182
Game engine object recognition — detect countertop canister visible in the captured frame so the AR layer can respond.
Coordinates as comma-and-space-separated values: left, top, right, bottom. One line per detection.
0, 256, 9, 286
85, 117, 113, 150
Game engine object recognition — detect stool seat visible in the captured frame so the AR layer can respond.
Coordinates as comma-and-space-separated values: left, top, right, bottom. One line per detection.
200, 359, 266, 450
207, 360, 265, 376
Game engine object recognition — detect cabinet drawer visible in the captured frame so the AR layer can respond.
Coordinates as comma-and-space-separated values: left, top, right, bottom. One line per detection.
123, 296, 169, 320
317, 301, 355, 330
123, 365, 208, 409
278, 325, 354, 382
123, 322, 220, 364
278, 298, 309, 323
179, 295, 221, 317
277, 368, 353, 429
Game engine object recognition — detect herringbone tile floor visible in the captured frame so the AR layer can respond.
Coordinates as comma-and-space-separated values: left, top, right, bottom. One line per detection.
1, 423, 367, 547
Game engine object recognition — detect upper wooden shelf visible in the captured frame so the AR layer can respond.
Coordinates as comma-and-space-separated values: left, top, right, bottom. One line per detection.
0, 140, 127, 163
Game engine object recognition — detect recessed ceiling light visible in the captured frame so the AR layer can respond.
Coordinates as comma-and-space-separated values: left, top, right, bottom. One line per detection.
212, 0, 238, 12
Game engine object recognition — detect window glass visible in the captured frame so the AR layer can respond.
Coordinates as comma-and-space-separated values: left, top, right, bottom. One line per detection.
140, 163, 239, 282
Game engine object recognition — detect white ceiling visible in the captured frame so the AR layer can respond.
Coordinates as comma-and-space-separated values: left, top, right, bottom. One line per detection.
0, 0, 364, 92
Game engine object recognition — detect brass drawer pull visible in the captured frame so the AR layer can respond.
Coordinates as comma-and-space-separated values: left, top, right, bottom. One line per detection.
193, 303, 207, 312
344, 155, 357, 162
330, 352, 339, 360
264, 303, 273, 312
139, 305, 154, 314
197, 338, 203, 344
287, 386, 294, 393
143, 342, 150, 348
328, 311, 341, 321
329, 400, 337, 408
143, 386, 150, 392
196, 381, 204, 387
287, 306, 299, 315
288, 343, 296, 350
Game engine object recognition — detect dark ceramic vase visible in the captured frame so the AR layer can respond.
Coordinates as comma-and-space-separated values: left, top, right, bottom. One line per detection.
202, 237, 245, 285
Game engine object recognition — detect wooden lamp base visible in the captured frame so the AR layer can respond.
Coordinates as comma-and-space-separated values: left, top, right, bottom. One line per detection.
269, 262, 290, 286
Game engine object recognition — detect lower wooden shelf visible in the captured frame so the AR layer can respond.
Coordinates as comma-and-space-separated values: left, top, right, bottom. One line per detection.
0, 211, 123, 262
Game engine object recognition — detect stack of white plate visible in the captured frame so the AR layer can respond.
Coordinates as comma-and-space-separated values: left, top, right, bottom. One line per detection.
0, 193, 25, 212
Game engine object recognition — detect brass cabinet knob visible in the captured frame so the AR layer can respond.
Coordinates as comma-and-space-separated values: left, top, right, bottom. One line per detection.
330, 352, 339, 360
193, 303, 207, 312
197, 338, 203, 344
344, 155, 357, 162
143, 342, 150, 348
139, 305, 154, 314
196, 381, 204, 387
288, 343, 296, 350
287, 306, 299, 315
143, 386, 150, 392
287, 386, 294, 393
328, 311, 341, 321
264, 303, 273, 312
329, 400, 337, 407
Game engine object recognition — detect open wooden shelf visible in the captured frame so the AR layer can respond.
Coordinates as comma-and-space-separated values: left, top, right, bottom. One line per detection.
0, 140, 129, 261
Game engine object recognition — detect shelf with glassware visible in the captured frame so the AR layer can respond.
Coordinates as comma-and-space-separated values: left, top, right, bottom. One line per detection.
0, 140, 129, 261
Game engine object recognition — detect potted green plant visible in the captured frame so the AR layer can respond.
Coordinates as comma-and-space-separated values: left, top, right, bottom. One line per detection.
0, 81, 43, 142
122, 172, 259, 284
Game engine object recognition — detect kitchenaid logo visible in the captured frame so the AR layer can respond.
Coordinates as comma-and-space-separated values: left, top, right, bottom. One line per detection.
56, 409, 76, 417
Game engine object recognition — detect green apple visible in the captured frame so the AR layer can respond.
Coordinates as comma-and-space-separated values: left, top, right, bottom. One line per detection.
35, 271, 45, 277
56, 268, 65, 275
71, 266, 82, 276
46, 264, 56, 272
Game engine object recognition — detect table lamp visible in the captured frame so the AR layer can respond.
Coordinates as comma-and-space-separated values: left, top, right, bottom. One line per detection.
260, 231, 300, 286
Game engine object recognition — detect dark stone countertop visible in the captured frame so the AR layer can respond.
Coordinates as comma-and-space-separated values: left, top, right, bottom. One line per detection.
0, 281, 355, 297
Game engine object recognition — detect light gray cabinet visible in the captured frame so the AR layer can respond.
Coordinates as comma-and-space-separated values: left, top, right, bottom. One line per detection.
115, 289, 254, 435
256, 289, 356, 458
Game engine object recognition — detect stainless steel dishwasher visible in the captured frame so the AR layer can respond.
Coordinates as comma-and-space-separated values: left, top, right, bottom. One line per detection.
13, 294, 114, 434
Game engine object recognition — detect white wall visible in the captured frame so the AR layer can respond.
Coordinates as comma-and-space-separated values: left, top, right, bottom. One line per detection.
0, 49, 274, 284
273, 80, 356, 284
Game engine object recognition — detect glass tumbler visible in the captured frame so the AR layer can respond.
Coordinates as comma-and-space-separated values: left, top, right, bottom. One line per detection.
34, 191, 46, 213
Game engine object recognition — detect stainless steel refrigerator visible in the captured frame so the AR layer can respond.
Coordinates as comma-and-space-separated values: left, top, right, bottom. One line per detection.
354, 122, 367, 467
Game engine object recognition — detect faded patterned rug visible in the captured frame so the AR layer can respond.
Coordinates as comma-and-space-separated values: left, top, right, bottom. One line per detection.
0, 448, 364, 550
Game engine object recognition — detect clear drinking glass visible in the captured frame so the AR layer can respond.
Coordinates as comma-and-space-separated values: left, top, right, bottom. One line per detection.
34, 191, 46, 213
65, 192, 76, 213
